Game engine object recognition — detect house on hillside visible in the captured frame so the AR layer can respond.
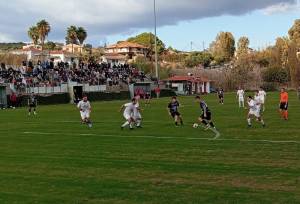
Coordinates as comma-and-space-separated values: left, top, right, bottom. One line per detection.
49, 50, 78, 65
63, 44, 83, 54
102, 41, 148, 66
11, 47, 42, 60
165, 75, 211, 95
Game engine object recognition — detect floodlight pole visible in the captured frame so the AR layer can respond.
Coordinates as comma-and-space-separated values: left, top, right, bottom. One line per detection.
154, 0, 159, 81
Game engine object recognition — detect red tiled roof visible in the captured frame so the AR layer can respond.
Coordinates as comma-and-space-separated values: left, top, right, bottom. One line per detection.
166, 75, 210, 83
107, 41, 147, 49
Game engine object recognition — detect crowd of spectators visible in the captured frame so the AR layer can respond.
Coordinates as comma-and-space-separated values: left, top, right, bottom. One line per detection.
0, 61, 147, 92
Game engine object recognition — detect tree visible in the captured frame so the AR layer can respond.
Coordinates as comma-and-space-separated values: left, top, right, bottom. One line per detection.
127, 32, 165, 55
36, 20, 51, 49
236, 36, 250, 57
66, 25, 78, 53
27, 26, 39, 45
76, 27, 87, 54
44, 41, 56, 50
288, 19, 300, 46
274, 37, 289, 68
211, 32, 235, 63
184, 52, 213, 68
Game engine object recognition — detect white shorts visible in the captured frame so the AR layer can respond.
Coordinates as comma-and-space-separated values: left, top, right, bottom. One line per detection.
239, 98, 244, 102
123, 113, 132, 121
80, 111, 90, 120
249, 110, 260, 118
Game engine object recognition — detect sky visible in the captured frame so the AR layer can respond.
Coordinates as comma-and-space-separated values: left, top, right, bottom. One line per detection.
0, 0, 299, 51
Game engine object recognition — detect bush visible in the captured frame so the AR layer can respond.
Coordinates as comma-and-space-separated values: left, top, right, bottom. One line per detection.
263, 67, 289, 84
261, 82, 278, 92
151, 89, 176, 98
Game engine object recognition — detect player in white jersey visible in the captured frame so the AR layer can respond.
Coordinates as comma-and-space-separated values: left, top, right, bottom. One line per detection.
258, 87, 267, 112
133, 96, 142, 128
77, 96, 92, 128
120, 98, 137, 130
236, 87, 245, 108
247, 95, 265, 128
254, 90, 262, 114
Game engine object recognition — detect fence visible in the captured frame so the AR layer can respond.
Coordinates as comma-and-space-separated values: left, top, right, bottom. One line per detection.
10, 83, 107, 94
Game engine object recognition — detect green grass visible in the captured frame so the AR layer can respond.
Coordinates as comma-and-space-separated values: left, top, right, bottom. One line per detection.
0, 92, 300, 204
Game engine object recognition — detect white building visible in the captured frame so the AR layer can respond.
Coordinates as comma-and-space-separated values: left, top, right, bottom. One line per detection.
49, 50, 78, 65
11, 47, 42, 60
165, 75, 211, 95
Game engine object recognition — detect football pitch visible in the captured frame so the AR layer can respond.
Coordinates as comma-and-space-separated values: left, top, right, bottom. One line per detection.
0, 92, 299, 204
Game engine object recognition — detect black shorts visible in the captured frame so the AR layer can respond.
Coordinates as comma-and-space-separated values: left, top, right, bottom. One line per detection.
171, 111, 181, 118
29, 104, 36, 108
201, 111, 212, 121
280, 102, 288, 110
218, 95, 224, 99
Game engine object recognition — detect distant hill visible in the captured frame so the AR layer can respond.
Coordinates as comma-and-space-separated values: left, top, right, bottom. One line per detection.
0, 42, 26, 51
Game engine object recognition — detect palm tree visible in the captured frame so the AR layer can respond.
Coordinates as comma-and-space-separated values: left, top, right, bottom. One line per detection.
28, 26, 39, 46
36, 20, 51, 50
76, 27, 87, 54
66, 25, 78, 53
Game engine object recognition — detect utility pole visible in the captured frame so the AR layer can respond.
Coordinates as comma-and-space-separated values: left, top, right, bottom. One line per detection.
190, 41, 193, 52
154, 0, 159, 81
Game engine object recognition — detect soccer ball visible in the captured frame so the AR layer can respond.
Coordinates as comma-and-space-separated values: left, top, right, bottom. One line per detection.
193, 123, 199, 128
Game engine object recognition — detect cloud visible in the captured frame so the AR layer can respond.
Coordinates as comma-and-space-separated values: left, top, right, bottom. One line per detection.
0, 0, 297, 44
262, 1, 300, 14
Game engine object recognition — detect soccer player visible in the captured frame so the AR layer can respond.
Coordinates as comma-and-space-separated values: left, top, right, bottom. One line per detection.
247, 96, 265, 127
77, 96, 92, 128
279, 88, 289, 120
217, 88, 224, 104
28, 92, 37, 116
236, 87, 245, 108
133, 96, 142, 128
145, 91, 151, 106
120, 98, 137, 130
258, 87, 267, 112
195, 96, 220, 138
167, 96, 183, 126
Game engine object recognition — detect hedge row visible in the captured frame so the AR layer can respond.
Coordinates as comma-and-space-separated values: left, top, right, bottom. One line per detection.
86, 91, 130, 102
6, 89, 176, 107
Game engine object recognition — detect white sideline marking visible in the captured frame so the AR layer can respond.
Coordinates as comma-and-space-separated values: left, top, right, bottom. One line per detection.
22, 132, 300, 144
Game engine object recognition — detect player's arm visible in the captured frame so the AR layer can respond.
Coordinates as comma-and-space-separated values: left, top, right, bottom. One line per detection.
119, 105, 125, 112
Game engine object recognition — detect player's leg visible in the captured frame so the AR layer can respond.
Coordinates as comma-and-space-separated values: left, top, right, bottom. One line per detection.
174, 115, 179, 126
129, 117, 135, 129
33, 106, 37, 115
28, 106, 32, 115
178, 113, 183, 125
247, 113, 253, 127
121, 114, 131, 128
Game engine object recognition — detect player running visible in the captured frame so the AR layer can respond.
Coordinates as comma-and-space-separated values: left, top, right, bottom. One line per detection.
279, 88, 289, 120
133, 96, 142, 128
28, 92, 37, 116
236, 87, 245, 108
77, 96, 92, 128
258, 87, 267, 112
217, 88, 224, 104
247, 95, 265, 128
120, 98, 137, 130
195, 96, 220, 138
167, 96, 183, 126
